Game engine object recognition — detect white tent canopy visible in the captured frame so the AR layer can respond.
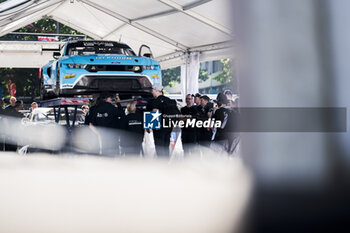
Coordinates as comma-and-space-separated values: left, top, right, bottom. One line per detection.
0, 0, 233, 95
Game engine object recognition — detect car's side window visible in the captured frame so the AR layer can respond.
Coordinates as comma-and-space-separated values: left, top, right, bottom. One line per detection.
125, 48, 136, 56
47, 67, 51, 78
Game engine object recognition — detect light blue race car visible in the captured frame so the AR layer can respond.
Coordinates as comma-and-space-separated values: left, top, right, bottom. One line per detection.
40, 40, 162, 99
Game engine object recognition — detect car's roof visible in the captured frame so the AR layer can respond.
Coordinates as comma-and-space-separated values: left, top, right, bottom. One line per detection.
66, 40, 131, 48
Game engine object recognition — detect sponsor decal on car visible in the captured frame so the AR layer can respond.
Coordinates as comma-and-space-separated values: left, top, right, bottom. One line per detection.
64, 73, 76, 79
62, 84, 74, 88
95, 57, 132, 60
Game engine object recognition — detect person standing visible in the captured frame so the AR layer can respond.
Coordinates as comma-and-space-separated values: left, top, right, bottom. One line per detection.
211, 93, 230, 150
212, 92, 239, 154
150, 83, 175, 157
31, 102, 38, 111
8, 96, 16, 107
83, 96, 101, 154
196, 95, 213, 147
77, 105, 89, 123
180, 94, 198, 156
4, 96, 16, 113
85, 96, 102, 125
90, 92, 124, 155
193, 93, 201, 106
120, 101, 144, 156
14, 100, 24, 117
81, 105, 89, 115
224, 89, 236, 109
28, 102, 38, 119
4, 100, 23, 118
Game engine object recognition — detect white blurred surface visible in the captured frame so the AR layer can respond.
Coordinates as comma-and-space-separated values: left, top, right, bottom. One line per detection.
0, 153, 251, 233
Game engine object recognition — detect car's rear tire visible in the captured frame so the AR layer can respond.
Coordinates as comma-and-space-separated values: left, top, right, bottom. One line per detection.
41, 90, 58, 100
40, 80, 50, 100
40, 80, 57, 100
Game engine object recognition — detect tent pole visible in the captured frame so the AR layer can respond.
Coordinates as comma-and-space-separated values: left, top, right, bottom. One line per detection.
182, 51, 190, 103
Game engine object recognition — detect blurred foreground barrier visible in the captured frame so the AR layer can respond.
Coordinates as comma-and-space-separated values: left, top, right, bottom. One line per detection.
0, 154, 251, 233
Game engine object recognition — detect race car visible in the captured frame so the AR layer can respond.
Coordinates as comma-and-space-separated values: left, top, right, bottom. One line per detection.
40, 40, 162, 99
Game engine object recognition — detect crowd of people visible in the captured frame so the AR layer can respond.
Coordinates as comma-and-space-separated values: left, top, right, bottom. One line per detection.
0, 86, 239, 157
180, 89, 239, 156
82, 84, 239, 157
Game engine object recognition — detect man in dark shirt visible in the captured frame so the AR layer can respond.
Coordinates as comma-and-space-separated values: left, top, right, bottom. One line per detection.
150, 83, 173, 158
196, 95, 213, 147
91, 93, 124, 128
4, 100, 24, 118
212, 92, 239, 153
212, 93, 230, 142
85, 96, 101, 125
180, 94, 198, 156
3, 97, 17, 117
194, 93, 203, 116
90, 92, 124, 155
193, 93, 201, 106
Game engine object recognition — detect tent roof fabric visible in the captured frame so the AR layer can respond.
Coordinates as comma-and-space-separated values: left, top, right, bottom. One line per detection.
0, 0, 233, 68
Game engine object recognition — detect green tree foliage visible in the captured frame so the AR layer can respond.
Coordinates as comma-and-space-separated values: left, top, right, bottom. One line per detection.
199, 67, 209, 82
17, 18, 78, 34
211, 59, 233, 83
0, 68, 39, 98
161, 66, 209, 88
0, 18, 80, 41
161, 66, 180, 87
211, 59, 238, 93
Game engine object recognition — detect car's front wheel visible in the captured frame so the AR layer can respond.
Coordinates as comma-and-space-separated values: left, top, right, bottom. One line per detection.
40, 80, 57, 100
